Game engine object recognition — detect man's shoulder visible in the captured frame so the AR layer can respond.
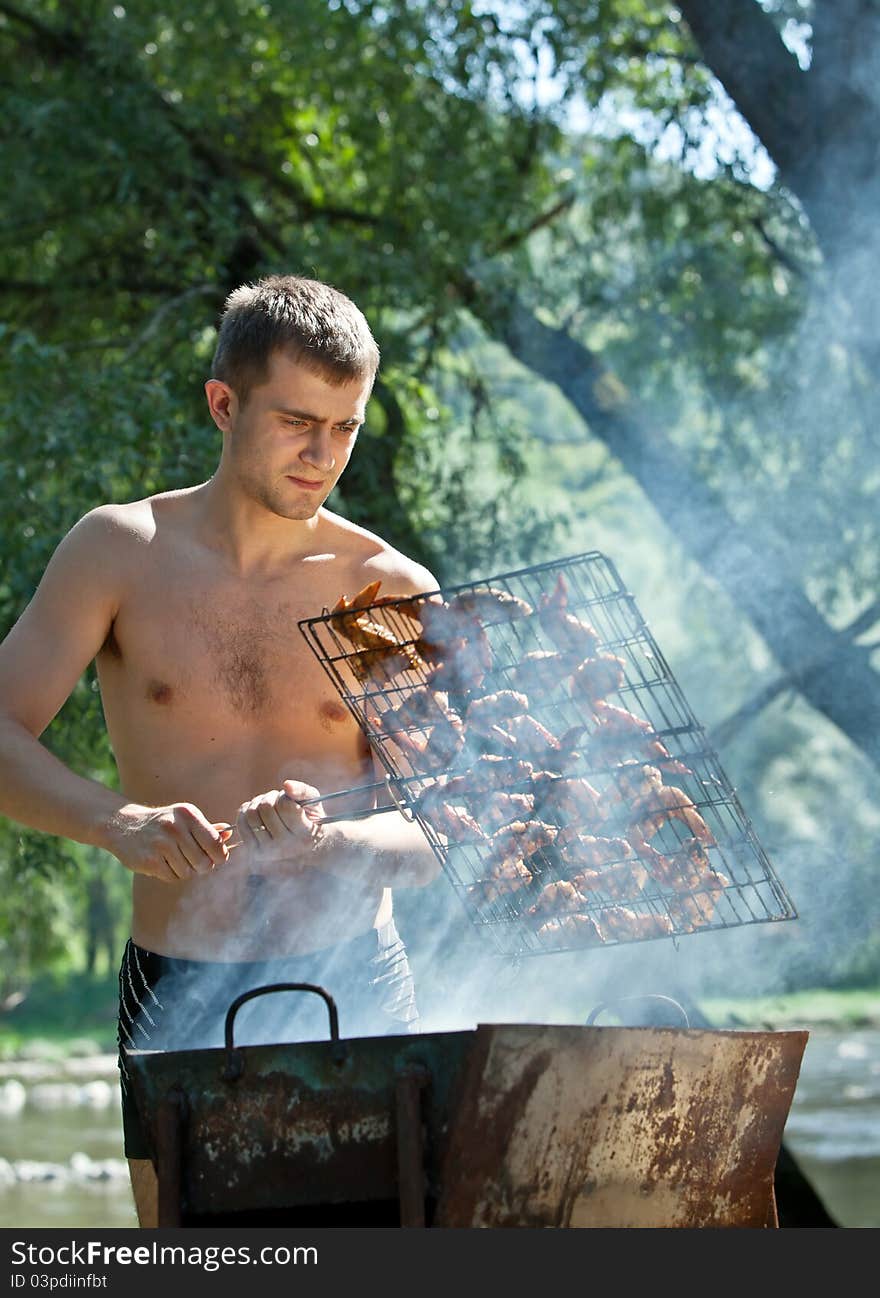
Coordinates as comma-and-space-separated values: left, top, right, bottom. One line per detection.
321, 510, 439, 596
73, 487, 198, 546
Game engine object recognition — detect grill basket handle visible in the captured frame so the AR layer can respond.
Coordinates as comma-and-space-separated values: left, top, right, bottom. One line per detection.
223, 982, 344, 1080
585, 994, 690, 1028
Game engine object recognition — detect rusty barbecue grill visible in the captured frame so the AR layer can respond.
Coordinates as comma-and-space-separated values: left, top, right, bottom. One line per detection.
298, 550, 797, 961
125, 993, 808, 1227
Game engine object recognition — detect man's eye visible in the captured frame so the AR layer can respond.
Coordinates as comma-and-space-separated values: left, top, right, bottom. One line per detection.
284, 419, 307, 428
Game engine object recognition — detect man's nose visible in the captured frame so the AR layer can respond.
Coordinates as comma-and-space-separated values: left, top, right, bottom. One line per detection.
300, 426, 335, 473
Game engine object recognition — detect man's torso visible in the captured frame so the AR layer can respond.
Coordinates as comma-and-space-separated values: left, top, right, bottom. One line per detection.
96, 489, 423, 959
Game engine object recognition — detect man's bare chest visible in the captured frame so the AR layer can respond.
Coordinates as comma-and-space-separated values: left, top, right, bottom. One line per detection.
99, 560, 352, 730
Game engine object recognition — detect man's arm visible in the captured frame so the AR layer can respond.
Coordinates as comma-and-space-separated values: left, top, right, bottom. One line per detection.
0, 507, 228, 880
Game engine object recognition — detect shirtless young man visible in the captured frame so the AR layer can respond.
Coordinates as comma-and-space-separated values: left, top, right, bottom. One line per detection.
0, 275, 441, 1227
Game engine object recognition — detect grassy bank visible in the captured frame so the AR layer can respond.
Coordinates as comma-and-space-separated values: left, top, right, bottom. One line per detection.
1, 969, 878, 1060
701, 986, 880, 1031
0, 969, 119, 1059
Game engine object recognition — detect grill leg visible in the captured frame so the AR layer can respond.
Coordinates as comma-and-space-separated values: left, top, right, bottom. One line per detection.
395, 1065, 430, 1228
155, 1087, 188, 1228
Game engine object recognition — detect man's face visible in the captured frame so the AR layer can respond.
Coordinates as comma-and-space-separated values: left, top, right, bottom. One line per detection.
220, 350, 371, 521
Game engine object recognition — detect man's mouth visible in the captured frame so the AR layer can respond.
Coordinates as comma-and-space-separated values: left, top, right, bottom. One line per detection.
286, 475, 325, 490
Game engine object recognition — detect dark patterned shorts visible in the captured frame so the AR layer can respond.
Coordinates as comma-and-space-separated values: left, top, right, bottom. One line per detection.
117, 919, 419, 1159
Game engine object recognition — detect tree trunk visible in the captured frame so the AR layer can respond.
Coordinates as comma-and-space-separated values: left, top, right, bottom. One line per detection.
474, 289, 880, 769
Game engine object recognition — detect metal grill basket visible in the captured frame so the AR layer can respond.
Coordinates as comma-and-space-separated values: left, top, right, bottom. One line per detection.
299, 551, 797, 959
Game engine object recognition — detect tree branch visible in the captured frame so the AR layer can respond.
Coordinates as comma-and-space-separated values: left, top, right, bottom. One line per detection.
462, 278, 880, 771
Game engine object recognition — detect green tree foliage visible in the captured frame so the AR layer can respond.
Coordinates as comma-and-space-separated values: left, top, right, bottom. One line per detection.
1, 0, 878, 997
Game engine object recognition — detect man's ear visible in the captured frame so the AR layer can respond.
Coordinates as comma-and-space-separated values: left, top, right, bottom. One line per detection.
205, 378, 238, 431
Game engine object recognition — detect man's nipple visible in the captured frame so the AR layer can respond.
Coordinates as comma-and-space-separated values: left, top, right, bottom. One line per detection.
147, 679, 173, 704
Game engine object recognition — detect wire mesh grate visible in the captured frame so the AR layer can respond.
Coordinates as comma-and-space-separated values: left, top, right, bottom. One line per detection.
299, 551, 797, 959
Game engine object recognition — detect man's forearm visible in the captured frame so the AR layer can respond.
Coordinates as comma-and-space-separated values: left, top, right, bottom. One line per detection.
314, 811, 440, 887
0, 716, 127, 851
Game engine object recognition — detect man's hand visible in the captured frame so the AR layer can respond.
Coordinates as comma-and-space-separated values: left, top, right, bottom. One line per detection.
107, 802, 232, 882
235, 779, 326, 865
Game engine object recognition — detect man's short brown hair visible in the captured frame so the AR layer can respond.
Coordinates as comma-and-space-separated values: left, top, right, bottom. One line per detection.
211, 274, 380, 404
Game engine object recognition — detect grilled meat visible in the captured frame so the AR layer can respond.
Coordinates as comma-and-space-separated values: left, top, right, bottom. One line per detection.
536, 912, 604, 947
380, 688, 452, 731
486, 819, 557, 868
598, 906, 674, 941
475, 791, 536, 831
422, 626, 493, 694
667, 880, 727, 931
589, 700, 691, 775
570, 652, 627, 704
490, 714, 584, 765
462, 755, 535, 793
417, 599, 483, 644
503, 650, 581, 696
574, 856, 650, 902
527, 879, 587, 920
469, 858, 534, 904
538, 574, 602, 655
427, 803, 486, 845
371, 709, 465, 773
448, 587, 533, 623
616, 764, 716, 847
532, 774, 606, 827
638, 837, 724, 891
465, 690, 529, 734
349, 646, 426, 687
557, 830, 633, 869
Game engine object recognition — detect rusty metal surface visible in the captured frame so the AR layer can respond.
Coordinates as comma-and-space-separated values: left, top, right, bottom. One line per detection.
127, 1023, 806, 1227
125, 1031, 472, 1218
434, 1024, 808, 1228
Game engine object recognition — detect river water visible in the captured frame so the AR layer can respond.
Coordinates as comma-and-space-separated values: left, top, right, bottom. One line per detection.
0, 1027, 877, 1229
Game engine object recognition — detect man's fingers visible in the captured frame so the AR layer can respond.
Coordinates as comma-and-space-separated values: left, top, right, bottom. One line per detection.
282, 779, 322, 804
189, 821, 230, 867
254, 797, 290, 840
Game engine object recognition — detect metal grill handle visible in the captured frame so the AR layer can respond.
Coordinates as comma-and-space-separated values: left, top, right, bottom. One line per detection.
222, 982, 345, 1080
585, 994, 691, 1028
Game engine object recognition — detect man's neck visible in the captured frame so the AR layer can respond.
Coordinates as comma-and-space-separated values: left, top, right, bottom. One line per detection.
191, 476, 328, 576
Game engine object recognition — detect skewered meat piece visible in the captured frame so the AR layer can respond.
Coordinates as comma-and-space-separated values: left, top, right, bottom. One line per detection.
380, 688, 452, 731
527, 880, 587, 920
463, 755, 535, 793
426, 803, 486, 845
330, 579, 382, 614
465, 690, 529, 734
504, 650, 581, 696
589, 701, 691, 775
448, 587, 533, 623
371, 709, 465, 773
557, 830, 633, 869
617, 764, 716, 847
491, 715, 584, 766
667, 878, 727, 931
468, 858, 534, 904
598, 907, 674, 941
486, 819, 557, 868
349, 645, 426, 687
537, 913, 604, 947
417, 599, 484, 644
422, 626, 493, 694
640, 837, 726, 892
574, 856, 650, 902
570, 653, 627, 704
532, 774, 606, 828
538, 574, 602, 655
473, 791, 536, 831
